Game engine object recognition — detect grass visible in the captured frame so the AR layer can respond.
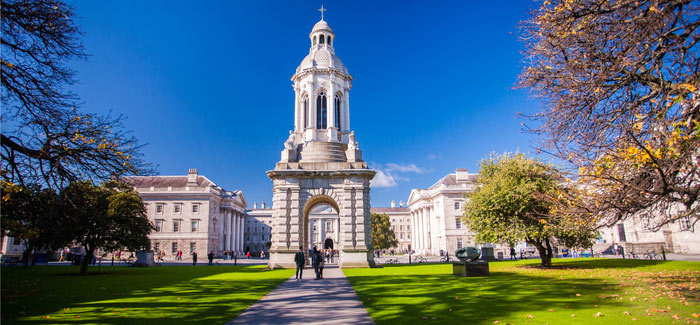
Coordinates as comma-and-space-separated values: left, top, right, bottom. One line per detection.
344, 258, 700, 324
1, 264, 294, 324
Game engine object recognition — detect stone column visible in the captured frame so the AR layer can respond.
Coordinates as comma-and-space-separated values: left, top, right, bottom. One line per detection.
294, 89, 300, 132
231, 211, 237, 253
426, 207, 432, 253
238, 213, 244, 254
423, 207, 430, 254
345, 90, 350, 132
224, 210, 231, 251
411, 211, 416, 251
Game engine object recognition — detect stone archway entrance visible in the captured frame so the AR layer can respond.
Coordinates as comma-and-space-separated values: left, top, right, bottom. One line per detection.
303, 197, 340, 263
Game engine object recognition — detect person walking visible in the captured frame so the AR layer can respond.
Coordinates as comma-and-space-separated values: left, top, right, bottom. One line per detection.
319, 252, 326, 279
260, 251, 265, 259
312, 247, 321, 280
208, 251, 214, 265
246, 251, 251, 259
294, 246, 305, 281
510, 247, 517, 260
192, 252, 198, 266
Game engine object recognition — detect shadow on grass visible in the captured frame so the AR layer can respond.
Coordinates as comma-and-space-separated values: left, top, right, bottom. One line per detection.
1, 264, 293, 324
346, 264, 620, 325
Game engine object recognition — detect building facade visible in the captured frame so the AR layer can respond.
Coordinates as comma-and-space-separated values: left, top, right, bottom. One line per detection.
598, 214, 700, 254
408, 169, 478, 256
125, 169, 247, 259
245, 203, 273, 256
371, 200, 412, 252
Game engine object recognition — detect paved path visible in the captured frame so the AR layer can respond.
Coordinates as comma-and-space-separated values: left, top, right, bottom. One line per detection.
227, 266, 373, 325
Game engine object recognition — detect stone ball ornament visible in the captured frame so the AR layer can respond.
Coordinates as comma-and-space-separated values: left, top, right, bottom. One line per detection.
455, 247, 481, 262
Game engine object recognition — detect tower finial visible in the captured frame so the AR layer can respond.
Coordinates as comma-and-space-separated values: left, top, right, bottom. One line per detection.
318, 5, 327, 21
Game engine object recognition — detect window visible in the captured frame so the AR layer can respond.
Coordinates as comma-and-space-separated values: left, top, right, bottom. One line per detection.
255, 220, 259, 223
408, 233, 411, 239
173, 220, 181, 232
617, 223, 627, 242
303, 95, 309, 128
313, 36, 317, 46
456, 220, 462, 229
190, 242, 196, 253
407, 225, 410, 231
172, 242, 178, 254
316, 92, 327, 129
326, 221, 332, 232
191, 220, 199, 232
174, 204, 181, 214
247, 227, 250, 232
400, 233, 404, 239
642, 218, 653, 231
457, 239, 463, 249
154, 242, 160, 251
680, 216, 692, 230
392, 226, 395, 231
328, 36, 332, 45
319, 34, 325, 44
192, 204, 199, 214
334, 94, 341, 128
155, 220, 163, 232
455, 202, 461, 210
156, 204, 164, 214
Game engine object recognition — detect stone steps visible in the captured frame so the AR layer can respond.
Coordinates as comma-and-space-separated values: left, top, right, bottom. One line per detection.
299, 141, 348, 162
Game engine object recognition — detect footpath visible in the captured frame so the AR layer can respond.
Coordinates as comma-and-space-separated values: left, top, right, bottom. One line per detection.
227, 265, 373, 325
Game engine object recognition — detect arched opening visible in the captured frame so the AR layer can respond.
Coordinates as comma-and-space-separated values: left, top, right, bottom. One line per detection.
319, 34, 325, 44
328, 36, 332, 45
334, 94, 341, 129
316, 92, 327, 129
303, 94, 309, 129
303, 195, 340, 265
313, 36, 317, 46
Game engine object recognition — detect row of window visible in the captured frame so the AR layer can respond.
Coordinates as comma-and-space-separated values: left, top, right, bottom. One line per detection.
302, 92, 342, 129
153, 241, 197, 255
154, 202, 201, 215
154, 219, 200, 233
245, 235, 267, 242
391, 225, 411, 231
246, 226, 270, 233
312, 34, 332, 46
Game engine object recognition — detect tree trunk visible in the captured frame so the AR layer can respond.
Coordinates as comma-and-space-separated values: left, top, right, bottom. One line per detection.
80, 246, 94, 274
530, 239, 552, 267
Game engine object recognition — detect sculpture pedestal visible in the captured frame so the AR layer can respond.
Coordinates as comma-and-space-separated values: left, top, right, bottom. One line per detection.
480, 247, 497, 261
133, 250, 156, 267
453, 261, 489, 277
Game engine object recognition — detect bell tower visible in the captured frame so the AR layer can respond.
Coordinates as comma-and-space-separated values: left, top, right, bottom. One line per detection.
267, 9, 376, 269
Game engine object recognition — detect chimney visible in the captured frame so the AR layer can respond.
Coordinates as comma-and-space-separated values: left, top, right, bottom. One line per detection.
391, 200, 396, 208
187, 168, 198, 185
253, 202, 258, 209
261, 202, 266, 209
399, 200, 404, 207
456, 168, 469, 183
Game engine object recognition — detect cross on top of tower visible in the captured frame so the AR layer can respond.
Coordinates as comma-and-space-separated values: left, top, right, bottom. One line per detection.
318, 5, 327, 21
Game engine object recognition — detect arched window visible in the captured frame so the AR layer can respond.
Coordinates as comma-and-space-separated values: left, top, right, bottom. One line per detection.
319, 34, 325, 44
303, 95, 309, 128
334, 94, 341, 129
313, 36, 317, 46
316, 92, 327, 129
328, 36, 332, 45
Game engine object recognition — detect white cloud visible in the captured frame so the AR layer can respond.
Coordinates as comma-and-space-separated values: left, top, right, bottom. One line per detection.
386, 163, 426, 174
371, 170, 398, 188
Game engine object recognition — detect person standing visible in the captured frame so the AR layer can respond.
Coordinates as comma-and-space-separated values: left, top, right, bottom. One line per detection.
312, 247, 321, 280
192, 252, 198, 266
246, 251, 251, 259
260, 251, 265, 259
319, 252, 326, 279
510, 247, 517, 260
294, 246, 305, 281
207, 251, 214, 265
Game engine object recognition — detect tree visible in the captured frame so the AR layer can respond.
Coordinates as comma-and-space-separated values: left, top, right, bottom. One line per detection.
371, 213, 398, 251
1, 0, 152, 190
61, 180, 153, 274
518, 0, 700, 230
1, 181, 64, 267
463, 153, 595, 267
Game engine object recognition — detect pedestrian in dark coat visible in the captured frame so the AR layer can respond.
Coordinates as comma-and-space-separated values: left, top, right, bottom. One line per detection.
294, 246, 305, 281
208, 251, 214, 265
312, 247, 321, 280
192, 252, 198, 266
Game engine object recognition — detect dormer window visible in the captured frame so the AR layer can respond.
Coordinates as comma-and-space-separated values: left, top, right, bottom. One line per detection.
319, 34, 325, 44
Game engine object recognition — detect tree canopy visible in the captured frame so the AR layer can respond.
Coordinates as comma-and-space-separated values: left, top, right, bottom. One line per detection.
1, 0, 152, 190
518, 0, 699, 230
463, 153, 595, 267
61, 180, 153, 274
371, 213, 399, 251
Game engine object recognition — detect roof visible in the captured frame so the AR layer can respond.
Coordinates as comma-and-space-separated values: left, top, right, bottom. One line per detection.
296, 48, 348, 74
371, 207, 410, 213
123, 175, 213, 188
428, 173, 478, 190
312, 20, 333, 33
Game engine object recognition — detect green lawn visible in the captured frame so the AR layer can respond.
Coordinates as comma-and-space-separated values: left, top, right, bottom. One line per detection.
1, 265, 294, 324
344, 259, 700, 324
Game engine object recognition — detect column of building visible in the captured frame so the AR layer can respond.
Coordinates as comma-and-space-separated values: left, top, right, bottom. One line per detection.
224, 210, 231, 252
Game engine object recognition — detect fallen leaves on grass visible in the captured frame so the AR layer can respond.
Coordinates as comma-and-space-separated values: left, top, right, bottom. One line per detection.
594, 312, 602, 317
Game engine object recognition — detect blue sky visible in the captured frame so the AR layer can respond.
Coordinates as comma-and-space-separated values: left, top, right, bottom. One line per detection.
67, 1, 543, 207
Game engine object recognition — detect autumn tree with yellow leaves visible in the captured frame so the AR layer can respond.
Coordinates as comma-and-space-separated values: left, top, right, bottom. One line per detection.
1, 0, 152, 190
519, 0, 700, 230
